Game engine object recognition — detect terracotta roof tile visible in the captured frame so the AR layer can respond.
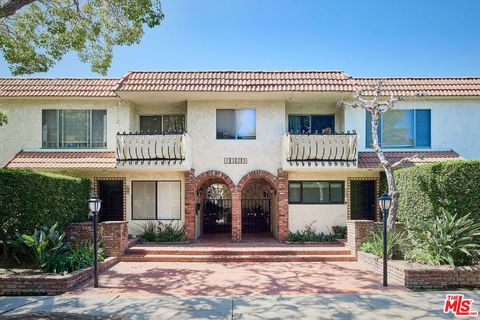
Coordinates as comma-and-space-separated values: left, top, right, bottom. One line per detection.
5, 151, 116, 169
116, 71, 355, 92
357, 150, 462, 168
354, 78, 480, 97
0, 78, 119, 97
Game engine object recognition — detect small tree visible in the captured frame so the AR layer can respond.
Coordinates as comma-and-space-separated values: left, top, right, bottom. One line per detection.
337, 80, 420, 230
0, 111, 6, 126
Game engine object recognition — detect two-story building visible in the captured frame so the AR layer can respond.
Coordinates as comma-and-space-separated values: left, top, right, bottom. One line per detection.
0, 71, 476, 242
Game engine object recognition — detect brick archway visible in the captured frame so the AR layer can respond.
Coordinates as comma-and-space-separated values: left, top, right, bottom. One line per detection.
238, 170, 289, 241
184, 170, 239, 241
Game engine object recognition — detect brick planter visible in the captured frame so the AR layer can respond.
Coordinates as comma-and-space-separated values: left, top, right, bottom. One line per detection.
0, 257, 118, 296
66, 221, 128, 257
359, 251, 480, 289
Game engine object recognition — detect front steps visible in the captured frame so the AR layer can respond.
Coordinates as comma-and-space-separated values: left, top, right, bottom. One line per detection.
121, 243, 356, 262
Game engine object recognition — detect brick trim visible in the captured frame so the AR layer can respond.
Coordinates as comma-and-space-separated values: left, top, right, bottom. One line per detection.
347, 176, 380, 221
93, 177, 127, 221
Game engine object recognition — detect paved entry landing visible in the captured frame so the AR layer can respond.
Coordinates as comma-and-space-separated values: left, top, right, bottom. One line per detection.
70, 261, 408, 296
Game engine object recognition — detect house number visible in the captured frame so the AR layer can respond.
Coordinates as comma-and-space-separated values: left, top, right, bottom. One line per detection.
224, 157, 248, 164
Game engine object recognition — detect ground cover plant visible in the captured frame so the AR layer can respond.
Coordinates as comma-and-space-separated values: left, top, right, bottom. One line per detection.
138, 221, 185, 242
288, 222, 337, 243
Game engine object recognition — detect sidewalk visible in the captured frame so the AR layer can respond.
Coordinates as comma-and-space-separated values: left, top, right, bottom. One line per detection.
1, 291, 478, 319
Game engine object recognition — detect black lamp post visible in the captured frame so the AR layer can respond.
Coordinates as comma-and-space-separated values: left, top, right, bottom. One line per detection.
88, 195, 102, 288
378, 193, 392, 287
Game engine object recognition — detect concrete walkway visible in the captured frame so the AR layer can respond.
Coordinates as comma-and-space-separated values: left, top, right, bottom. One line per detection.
1, 292, 478, 319
69, 261, 407, 296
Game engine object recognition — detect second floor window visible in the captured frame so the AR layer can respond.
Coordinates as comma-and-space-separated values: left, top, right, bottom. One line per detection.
216, 109, 256, 139
366, 109, 431, 148
139, 114, 185, 134
42, 109, 107, 148
288, 115, 335, 134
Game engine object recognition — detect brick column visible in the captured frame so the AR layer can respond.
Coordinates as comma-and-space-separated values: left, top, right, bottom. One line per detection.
231, 188, 242, 242
101, 221, 128, 257
184, 169, 197, 241
277, 169, 289, 241
346, 220, 374, 256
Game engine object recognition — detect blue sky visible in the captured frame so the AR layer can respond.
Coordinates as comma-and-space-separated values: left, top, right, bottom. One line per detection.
1, 0, 479, 78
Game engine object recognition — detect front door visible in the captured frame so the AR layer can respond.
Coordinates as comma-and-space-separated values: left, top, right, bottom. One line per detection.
350, 180, 376, 220
98, 180, 124, 222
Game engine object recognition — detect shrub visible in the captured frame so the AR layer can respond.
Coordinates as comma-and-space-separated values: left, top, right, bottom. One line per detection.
404, 210, 480, 266
381, 160, 480, 230
138, 221, 185, 242
43, 243, 105, 274
0, 169, 90, 242
331, 225, 347, 239
288, 222, 337, 242
360, 227, 405, 259
17, 223, 71, 271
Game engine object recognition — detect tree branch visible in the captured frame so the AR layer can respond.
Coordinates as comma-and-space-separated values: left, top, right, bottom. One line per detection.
0, 0, 36, 19
391, 154, 423, 168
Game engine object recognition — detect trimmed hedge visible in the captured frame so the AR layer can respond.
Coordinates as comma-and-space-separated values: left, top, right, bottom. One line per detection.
0, 169, 90, 240
385, 160, 480, 230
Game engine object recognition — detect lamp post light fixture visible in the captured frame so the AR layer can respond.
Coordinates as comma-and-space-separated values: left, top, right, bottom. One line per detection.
378, 193, 392, 287
88, 195, 102, 288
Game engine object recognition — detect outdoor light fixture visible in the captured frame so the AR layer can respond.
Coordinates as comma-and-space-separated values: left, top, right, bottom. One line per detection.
378, 193, 392, 287
378, 193, 392, 212
88, 195, 102, 288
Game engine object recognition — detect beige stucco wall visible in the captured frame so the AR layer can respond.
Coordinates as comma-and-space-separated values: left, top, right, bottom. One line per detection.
0, 98, 133, 167
345, 98, 480, 159
187, 100, 285, 184
288, 169, 379, 234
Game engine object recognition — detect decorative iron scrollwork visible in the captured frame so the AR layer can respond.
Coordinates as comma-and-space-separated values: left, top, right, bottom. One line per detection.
115, 131, 186, 166
287, 132, 358, 167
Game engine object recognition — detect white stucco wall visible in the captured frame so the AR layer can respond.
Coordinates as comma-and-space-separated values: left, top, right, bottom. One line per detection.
344, 98, 480, 159
187, 100, 285, 184
288, 169, 379, 234
0, 98, 132, 167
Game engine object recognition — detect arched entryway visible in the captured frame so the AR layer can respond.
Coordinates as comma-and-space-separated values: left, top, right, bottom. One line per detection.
203, 183, 232, 234
241, 181, 273, 234
238, 171, 279, 240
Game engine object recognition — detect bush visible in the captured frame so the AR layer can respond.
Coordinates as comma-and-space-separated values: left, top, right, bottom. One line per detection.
405, 210, 480, 266
288, 222, 337, 242
138, 221, 185, 242
380, 160, 480, 230
0, 169, 90, 242
17, 223, 71, 271
43, 243, 105, 274
331, 225, 347, 239
360, 227, 405, 259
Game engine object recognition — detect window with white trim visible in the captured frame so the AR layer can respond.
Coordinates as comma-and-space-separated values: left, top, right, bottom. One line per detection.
131, 181, 181, 220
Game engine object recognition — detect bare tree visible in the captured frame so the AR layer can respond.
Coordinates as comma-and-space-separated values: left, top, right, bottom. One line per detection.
337, 80, 420, 230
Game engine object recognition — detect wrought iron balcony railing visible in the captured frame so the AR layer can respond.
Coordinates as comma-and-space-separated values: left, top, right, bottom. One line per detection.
116, 131, 187, 166
286, 132, 358, 167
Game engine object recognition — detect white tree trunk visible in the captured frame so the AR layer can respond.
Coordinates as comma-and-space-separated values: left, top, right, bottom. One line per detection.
371, 109, 398, 230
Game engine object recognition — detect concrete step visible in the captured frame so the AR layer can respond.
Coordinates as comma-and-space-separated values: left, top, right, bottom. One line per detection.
120, 253, 357, 263
125, 247, 352, 256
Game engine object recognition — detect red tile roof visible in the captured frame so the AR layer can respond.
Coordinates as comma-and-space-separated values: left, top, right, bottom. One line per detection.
0, 73, 480, 97
115, 71, 355, 92
354, 78, 480, 97
357, 150, 462, 168
5, 151, 116, 169
0, 78, 119, 97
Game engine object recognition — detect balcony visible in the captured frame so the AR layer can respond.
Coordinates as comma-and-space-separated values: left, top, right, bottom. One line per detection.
116, 132, 190, 169
283, 132, 358, 168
